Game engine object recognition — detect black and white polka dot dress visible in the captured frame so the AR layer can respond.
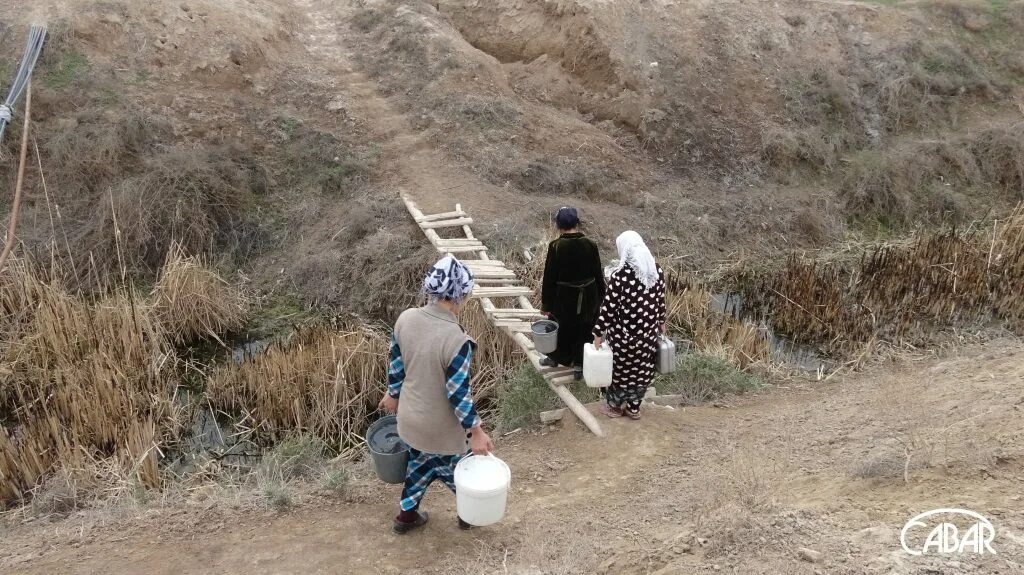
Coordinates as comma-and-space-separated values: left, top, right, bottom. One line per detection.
592, 264, 667, 414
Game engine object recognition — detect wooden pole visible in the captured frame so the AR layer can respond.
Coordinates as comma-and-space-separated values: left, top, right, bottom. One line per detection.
0, 79, 31, 273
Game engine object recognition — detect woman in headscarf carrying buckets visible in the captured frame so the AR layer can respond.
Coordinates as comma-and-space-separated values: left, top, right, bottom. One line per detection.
539, 207, 605, 380
592, 231, 668, 420
378, 255, 495, 534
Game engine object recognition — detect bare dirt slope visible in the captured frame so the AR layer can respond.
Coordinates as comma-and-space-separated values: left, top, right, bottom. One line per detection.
3, 340, 1022, 574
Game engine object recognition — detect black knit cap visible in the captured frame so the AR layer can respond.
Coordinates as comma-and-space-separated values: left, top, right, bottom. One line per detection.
554, 206, 579, 230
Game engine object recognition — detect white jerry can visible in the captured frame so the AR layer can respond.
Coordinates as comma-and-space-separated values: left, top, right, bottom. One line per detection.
583, 342, 613, 388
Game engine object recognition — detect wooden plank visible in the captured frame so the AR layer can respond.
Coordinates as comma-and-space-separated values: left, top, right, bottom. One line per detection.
471, 271, 518, 279
488, 309, 543, 317
540, 409, 565, 424
542, 368, 575, 378
550, 383, 603, 437
464, 260, 507, 267
492, 322, 533, 331
415, 210, 466, 223
471, 288, 533, 298
438, 245, 488, 254
549, 375, 578, 386
435, 242, 485, 248
420, 217, 473, 229
475, 278, 524, 285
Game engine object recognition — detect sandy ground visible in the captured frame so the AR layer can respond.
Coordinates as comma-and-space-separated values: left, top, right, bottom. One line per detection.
2, 338, 1022, 574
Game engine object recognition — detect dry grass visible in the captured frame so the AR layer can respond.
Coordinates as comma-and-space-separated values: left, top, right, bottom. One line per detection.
0, 250, 250, 506
839, 124, 1024, 224
79, 147, 251, 277
880, 38, 998, 133
206, 324, 388, 450
0, 258, 179, 503
691, 446, 785, 557
735, 206, 1024, 353
151, 246, 247, 345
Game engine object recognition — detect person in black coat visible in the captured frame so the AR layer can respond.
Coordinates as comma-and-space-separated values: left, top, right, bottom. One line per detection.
540, 207, 605, 378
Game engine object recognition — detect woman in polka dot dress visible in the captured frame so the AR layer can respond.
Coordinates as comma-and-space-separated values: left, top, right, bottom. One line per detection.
592, 231, 667, 420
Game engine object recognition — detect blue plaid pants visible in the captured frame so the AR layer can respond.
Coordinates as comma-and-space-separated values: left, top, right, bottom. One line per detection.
400, 447, 465, 512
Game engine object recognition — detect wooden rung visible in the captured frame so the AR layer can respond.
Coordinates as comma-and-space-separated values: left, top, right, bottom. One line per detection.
472, 272, 517, 279
463, 259, 506, 265
493, 320, 532, 328
488, 309, 543, 316
544, 369, 574, 378
420, 218, 473, 229
549, 375, 578, 386
438, 246, 488, 254
476, 279, 523, 286
415, 210, 466, 223
435, 239, 484, 246
472, 287, 533, 297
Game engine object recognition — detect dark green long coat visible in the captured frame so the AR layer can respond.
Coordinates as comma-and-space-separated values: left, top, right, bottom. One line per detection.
540, 232, 605, 367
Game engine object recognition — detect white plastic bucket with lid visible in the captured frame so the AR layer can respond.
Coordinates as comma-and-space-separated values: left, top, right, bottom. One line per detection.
454, 454, 511, 526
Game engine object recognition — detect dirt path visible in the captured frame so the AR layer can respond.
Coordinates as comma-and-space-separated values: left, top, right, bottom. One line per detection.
288, 0, 517, 219
3, 340, 1023, 574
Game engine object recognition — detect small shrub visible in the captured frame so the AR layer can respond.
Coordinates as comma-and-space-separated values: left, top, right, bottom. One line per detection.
79, 146, 253, 276
790, 208, 828, 244
497, 364, 599, 430
321, 465, 352, 494
504, 157, 629, 204
927, 0, 994, 32
29, 470, 83, 515
262, 481, 293, 510
352, 8, 383, 32
258, 435, 329, 481
655, 353, 763, 405
760, 125, 847, 178
42, 50, 89, 89
880, 39, 998, 132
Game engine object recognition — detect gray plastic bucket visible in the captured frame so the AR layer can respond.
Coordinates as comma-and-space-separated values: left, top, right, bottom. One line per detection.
365, 415, 409, 484
530, 320, 559, 355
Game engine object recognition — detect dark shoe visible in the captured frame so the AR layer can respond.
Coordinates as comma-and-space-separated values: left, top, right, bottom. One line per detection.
458, 516, 474, 530
573, 366, 583, 381
600, 404, 623, 419
539, 356, 558, 367
393, 511, 429, 534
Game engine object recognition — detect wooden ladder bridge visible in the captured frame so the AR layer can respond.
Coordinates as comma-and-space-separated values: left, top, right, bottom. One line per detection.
401, 195, 604, 437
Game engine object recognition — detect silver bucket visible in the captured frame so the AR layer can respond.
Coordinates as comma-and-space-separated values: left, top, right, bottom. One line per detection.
366, 415, 409, 484
531, 320, 559, 355
656, 335, 676, 374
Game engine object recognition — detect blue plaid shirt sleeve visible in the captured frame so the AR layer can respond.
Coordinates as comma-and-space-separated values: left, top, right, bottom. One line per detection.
387, 334, 405, 398
445, 341, 480, 430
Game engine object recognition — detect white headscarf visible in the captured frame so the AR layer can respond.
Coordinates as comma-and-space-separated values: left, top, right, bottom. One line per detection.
614, 231, 659, 290
422, 255, 475, 302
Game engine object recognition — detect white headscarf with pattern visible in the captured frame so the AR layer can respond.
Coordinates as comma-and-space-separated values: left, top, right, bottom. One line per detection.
614, 231, 658, 290
422, 255, 475, 302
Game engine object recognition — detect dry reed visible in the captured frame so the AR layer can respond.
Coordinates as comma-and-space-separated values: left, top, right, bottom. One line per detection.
666, 279, 773, 370
735, 207, 1024, 353
206, 324, 388, 448
0, 257, 179, 503
151, 245, 247, 344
